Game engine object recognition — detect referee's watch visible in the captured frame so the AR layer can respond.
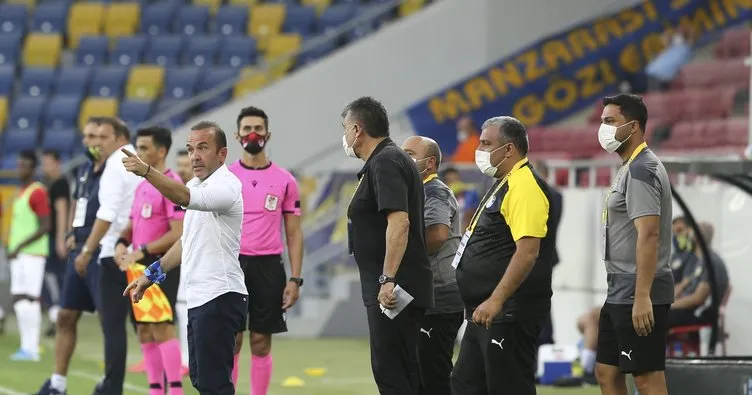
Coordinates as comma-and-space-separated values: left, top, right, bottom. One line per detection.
289, 277, 304, 287
378, 275, 396, 285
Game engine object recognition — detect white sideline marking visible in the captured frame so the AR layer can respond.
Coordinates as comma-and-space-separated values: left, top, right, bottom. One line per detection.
0, 385, 25, 395
70, 370, 148, 394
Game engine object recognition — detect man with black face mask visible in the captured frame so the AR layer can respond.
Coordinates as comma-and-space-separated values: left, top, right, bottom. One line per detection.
227, 106, 304, 395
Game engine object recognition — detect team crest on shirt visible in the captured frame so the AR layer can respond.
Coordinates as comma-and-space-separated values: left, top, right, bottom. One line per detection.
264, 194, 279, 211
485, 195, 496, 209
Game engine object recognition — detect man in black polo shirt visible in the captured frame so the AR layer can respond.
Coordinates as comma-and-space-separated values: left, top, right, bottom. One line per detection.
342, 96, 433, 395
451, 116, 556, 395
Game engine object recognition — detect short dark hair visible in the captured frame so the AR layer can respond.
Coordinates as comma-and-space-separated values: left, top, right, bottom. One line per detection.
342, 96, 389, 138
191, 121, 227, 149
236, 106, 269, 130
481, 116, 529, 156
19, 150, 38, 167
672, 216, 686, 225
177, 149, 188, 156
441, 167, 458, 177
602, 94, 648, 132
42, 149, 61, 161
87, 116, 103, 125
136, 126, 172, 152
99, 117, 130, 140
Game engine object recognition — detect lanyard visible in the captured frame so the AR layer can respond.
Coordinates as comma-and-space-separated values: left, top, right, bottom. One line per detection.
465, 158, 530, 234
347, 175, 365, 220
602, 142, 647, 225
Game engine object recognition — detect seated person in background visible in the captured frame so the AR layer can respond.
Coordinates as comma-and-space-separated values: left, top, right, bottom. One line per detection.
670, 216, 695, 283
440, 167, 479, 231
644, 25, 695, 91
670, 222, 729, 328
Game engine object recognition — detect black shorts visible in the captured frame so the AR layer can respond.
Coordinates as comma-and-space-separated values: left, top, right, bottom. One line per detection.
451, 318, 542, 395
596, 302, 670, 374
239, 254, 287, 334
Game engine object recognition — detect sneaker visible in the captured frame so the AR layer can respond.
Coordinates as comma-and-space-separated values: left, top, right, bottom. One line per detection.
36, 379, 65, 395
9, 348, 40, 361
45, 323, 56, 338
0, 316, 5, 335
127, 359, 146, 373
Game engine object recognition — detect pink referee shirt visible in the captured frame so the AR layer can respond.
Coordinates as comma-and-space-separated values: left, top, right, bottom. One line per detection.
130, 169, 185, 247
228, 160, 301, 256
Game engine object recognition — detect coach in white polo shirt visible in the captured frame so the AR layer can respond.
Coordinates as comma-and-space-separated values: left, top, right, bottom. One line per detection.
123, 121, 248, 395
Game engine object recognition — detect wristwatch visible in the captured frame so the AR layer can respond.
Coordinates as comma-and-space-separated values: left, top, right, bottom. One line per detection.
81, 245, 91, 255
289, 277, 304, 287
378, 275, 396, 285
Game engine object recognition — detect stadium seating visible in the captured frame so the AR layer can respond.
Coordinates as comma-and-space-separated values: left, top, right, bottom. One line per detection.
0, 0, 430, 164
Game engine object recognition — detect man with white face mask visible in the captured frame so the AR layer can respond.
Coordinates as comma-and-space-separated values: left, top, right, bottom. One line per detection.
451, 116, 556, 395
595, 94, 673, 395
342, 97, 433, 395
401, 136, 463, 395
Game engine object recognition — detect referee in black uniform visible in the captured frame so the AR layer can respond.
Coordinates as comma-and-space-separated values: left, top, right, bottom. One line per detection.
342, 97, 433, 395
451, 116, 556, 395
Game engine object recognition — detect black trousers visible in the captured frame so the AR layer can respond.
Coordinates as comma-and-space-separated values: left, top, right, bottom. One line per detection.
418, 311, 464, 395
188, 292, 248, 395
96, 257, 131, 395
366, 304, 425, 395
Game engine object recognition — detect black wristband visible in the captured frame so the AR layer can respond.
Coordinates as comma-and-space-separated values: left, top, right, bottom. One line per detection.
143, 165, 151, 178
116, 237, 129, 248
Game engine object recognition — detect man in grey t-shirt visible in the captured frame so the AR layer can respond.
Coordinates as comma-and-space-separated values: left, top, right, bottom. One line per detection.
595, 94, 673, 395
402, 136, 463, 395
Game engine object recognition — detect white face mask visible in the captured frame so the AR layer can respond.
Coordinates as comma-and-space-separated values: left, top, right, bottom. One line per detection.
598, 121, 634, 153
457, 130, 468, 141
475, 145, 508, 177
342, 128, 358, 159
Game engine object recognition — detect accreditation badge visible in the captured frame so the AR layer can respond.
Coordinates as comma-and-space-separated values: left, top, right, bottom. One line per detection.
141, 203, 152, 218
72, 198, 88, 228
264, 194, 279, 211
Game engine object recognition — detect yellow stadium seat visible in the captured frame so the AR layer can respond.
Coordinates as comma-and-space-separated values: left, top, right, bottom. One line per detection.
193, 0, 222, 14
5, 0, 35, 9
126, 65, 165, 100
228, 0, 257, 6
301, 0, 331, 15
233, 67, 269, 98
68, 3, 105, 48
79, 97, 118, 130
23, 33, 62, 67
104, 3, 141, 39
399, 0, 426, 18
266, 34, 301, 79
249, 4, 285, 51
0, 97, 8, 132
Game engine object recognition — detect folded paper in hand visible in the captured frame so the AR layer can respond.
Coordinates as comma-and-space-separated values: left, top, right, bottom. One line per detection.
379, 285, 414, 319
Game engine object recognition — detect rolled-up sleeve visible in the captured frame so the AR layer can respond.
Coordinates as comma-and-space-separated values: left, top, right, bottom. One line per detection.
96, 162, 127, 223
187, 177, 240, 212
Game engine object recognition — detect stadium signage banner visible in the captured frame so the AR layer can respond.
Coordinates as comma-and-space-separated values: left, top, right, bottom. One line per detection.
406, 0, 752, 154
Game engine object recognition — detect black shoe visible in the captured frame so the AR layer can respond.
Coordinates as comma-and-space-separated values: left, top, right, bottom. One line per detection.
0, 316, 5, 335
45, 323, 56, 338
552, 373, 597, 387
36, 379, 66, 395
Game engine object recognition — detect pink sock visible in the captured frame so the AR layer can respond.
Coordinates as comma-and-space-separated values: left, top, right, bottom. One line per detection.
251, 354, 272, 395
158, 339, 184, 395
141, 342, 164, 395
232, 353, 240, 388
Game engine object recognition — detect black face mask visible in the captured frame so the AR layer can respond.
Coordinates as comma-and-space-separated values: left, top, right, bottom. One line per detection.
241, 132, 267, 155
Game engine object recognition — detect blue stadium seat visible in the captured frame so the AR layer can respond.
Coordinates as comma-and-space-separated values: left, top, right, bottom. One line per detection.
76, 36, 109, 66
198, 67, 237, 112
118, 99, 154, 127
111, 36, 149, 67
215, 6, 248, 36
55, 67, 92, 98
2, 129, 37, 153
0, 4, 28, 34
42, 129, 77, 155
32, 2, 70, 34
218, 36, 257, 68
1, 153, 18, 170
0, 32, 23, 66
145, 36, 184, 66
157, 98, 189, 127
89, 67, 129, 97
184, 36, 219, 67
176, 6, 210, 36
0, 66, 14, 96
283, 6, 316, 36
9, 97, 46, 130
141, 3, 180, 35
44, 96, 80, 130
20, 68, 56, 97
164, 67, 202, 99
317, 4, 356, 34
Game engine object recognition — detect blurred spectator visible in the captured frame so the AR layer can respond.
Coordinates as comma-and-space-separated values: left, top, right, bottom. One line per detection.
451, 116, 481, 163
40, 150, 70, 337
440, 167, 479, 230
644, 25, 696, 91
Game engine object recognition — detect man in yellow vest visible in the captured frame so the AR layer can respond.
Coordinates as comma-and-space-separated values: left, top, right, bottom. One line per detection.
7, 150, 51, 361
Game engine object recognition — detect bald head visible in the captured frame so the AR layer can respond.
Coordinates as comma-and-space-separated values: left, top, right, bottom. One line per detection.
401, 136, 442, 176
